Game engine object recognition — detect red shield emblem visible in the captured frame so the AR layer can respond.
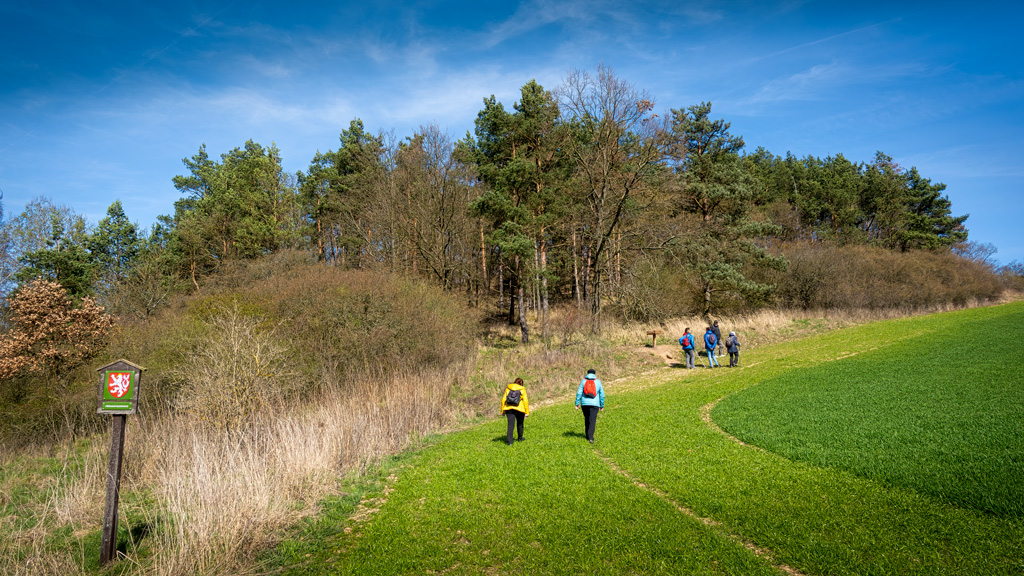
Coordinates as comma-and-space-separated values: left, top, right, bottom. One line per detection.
108, 372, 132, 398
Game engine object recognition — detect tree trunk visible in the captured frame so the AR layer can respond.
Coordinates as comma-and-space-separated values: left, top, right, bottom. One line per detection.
533, 243, 541, 322
590, 266, 602, 334
315, 196, 324, 261
572, 229, 582, 310
516, 255, 529, 343
610, 230, 618, 295
539, 231, 549, 343
583, 245, 591, 304
507, 263, 516, 326
480, 220, 488, 297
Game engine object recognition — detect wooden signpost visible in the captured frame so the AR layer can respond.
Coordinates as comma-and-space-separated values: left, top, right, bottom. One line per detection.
96, 359, 144, 566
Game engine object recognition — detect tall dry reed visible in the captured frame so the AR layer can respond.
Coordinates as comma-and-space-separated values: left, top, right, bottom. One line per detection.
0, 363, 467, 576
128, 363, 464, 575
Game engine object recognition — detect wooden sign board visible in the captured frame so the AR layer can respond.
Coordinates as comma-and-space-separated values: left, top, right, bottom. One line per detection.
96, 359, 144, 415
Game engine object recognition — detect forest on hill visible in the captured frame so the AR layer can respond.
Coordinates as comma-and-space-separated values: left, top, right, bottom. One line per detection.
0, 65, 1020, 446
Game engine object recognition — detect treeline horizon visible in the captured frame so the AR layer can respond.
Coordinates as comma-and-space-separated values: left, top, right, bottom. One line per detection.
1, 64, 1019, 341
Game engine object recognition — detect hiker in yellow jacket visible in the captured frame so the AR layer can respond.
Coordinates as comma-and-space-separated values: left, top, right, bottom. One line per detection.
501, 377, 530, 446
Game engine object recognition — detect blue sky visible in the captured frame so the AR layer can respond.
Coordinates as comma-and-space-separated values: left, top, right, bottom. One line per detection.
2, 0, 1022, 263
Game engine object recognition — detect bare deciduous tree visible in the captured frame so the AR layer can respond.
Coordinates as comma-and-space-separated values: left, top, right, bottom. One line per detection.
393, 124, 478, 291
557, 63, 669, 330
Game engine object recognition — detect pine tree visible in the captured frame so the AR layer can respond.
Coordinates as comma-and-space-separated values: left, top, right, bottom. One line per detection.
669, 102, 786, 315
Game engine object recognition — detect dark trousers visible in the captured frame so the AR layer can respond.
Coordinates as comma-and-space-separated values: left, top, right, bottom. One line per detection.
581, 406, 599, 442
729, 350, 740, 367
505, 410, 525, 444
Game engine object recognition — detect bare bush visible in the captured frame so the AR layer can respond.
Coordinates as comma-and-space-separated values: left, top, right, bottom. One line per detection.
764, 242, 1003, 310
171, 304, 296, 433
1001, 260, 1024, 292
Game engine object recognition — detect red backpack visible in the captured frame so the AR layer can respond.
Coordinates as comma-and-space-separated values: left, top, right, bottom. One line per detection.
583, 378, 597, 398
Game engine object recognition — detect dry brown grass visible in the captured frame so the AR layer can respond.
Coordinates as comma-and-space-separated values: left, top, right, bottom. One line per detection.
0, 362, 466, 576
133, 362, 463, 575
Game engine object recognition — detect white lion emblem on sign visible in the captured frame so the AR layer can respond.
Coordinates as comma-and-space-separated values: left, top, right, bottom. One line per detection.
108, 372, 131, 398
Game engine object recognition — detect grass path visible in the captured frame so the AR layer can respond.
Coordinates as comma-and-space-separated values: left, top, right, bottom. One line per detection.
266, 302, 1024, 575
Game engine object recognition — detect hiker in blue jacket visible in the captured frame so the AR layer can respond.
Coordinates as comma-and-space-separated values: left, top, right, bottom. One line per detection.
726, 331, 741, 367
679, 328, 695, 369
575, 368, 605, 443
704, 327, 720, 368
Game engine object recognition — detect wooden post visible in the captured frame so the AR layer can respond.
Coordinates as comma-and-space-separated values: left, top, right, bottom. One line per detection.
646, 330, 662, 347
100, 414, 127, 564
95, 359, 143, 566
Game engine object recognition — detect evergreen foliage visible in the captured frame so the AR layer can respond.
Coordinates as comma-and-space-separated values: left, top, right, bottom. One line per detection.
669, 102, 787, 315
15, 214, 96, 300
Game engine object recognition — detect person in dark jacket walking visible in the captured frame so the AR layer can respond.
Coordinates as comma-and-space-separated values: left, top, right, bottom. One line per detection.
500, 377, 529, 445
704, 327, 720, 368
725, 331, 741, 367
575, 369, 605, 443
712, 321, 723, 357
678, 328, 695, 369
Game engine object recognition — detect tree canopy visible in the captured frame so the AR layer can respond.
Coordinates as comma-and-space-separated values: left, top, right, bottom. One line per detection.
0, 65, 980, 328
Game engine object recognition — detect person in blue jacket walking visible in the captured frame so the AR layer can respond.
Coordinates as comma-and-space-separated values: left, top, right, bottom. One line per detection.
575, 368, 605, 444
678, 327, 695, 369
704, 327, 720, 368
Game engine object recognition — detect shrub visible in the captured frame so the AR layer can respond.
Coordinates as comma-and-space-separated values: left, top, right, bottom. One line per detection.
1001, 260, 1024, 292
762, 242, 1003, 310
171, 304, 297, 433
0, 279, 116, 379
110, 254, 478, 412
0, 279, 116, 447
267, 268, 477, 385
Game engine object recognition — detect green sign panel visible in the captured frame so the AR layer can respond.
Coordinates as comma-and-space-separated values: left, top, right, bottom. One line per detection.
96, 360, 143, 415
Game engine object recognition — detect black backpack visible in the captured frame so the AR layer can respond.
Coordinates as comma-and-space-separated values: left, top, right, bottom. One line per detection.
506, 389, 522, 406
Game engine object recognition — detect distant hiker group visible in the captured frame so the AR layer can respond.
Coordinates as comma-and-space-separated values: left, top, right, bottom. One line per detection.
500, 368, 606, 446
679, 320, 740, 368
499, 324, 740, 447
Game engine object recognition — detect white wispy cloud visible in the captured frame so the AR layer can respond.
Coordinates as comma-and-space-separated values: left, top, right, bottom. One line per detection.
743, 17, 903, 65
744, 61, 848, 104
482, 0, 598, 49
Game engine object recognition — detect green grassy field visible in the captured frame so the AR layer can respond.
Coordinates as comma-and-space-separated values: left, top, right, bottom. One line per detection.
264, 301, 1024, 576
714, 302, 1024, 517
